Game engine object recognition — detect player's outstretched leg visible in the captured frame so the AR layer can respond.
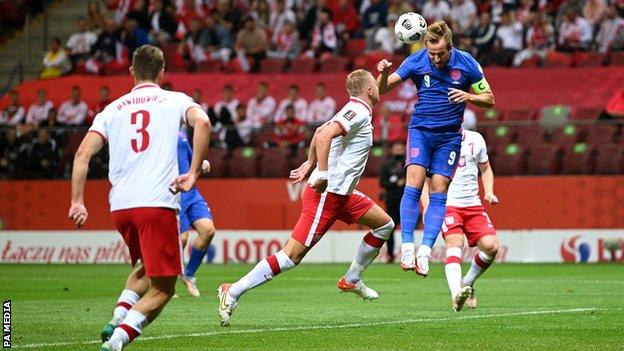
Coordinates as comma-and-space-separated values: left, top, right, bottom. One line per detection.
417, 175, 451, 277
462, 235, 499, 309
182, 218, 216, 297
218, 242, 301, 326
399, 165, 426, 271
101, 264, 149, 342
101, 275, 177, 350
339, 205, 394, 300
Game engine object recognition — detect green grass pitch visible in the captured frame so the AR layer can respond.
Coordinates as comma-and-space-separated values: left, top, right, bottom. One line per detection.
2, 263, 623, 350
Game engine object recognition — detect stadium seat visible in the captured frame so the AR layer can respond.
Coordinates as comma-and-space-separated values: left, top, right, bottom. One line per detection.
363, 146, 387, 177
493, 144, 525, 175
520, 56, 540, 68
251, 129, 275, 148
573, 51, 606, 67
515, 125, 545, 145
549, 124, 581, 148
204, 148, 229, 178
195, 60, 222, 72
594, 144, 624, 174
259, 147, 291, 178
484, 125, 515, 149
584, 124, 619, 145
227, 147, 259, 178
259, 58, 287, 73
504, 107, 536, 121
319, 55, 350, 72
476, 108, 502, 122
608, 52, 624, 65
544, 51, 573, 67
103, 61, 129, 75
573, 106, 603, 120
289, 57, 316, 73
539, 105, 572, 126
560, 143, 594, 175
289, 147, 308, 170
526, 143, 560, 175
345, 39, 366, 57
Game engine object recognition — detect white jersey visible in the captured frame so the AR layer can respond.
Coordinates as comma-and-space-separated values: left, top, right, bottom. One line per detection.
89, 83, 199, 211
447, 130, 489, 207
308, 97, 373, 195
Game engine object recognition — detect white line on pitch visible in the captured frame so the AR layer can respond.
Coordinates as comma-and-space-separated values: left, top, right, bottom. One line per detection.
13, 307, 611, 349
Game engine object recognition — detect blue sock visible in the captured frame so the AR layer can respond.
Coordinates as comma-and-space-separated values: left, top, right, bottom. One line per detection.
400, 186, 422, 244
184, 247, 207, 278
422, 192, 448, 248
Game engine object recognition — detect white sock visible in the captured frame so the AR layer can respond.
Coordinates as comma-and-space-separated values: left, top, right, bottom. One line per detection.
417, 244, 432, 257
462, 251, 494, 287
345, 231, 386, 284
229, 250, 295, 299
444, 247, 463, 297
112, 289, 140, 324
113, 309, 147, 346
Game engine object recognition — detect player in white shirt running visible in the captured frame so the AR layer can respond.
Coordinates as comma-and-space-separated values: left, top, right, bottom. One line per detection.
217, 70, 395, 327
68, 45, 211, 351
425, 130, 499, 311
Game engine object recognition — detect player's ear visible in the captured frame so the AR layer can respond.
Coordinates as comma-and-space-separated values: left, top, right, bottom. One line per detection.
157, 69, 165, 85
129, 66, 135, 79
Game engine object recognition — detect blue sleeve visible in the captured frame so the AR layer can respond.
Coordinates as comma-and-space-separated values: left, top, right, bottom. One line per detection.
396, 55, 416, 81
465, 55, 485, 84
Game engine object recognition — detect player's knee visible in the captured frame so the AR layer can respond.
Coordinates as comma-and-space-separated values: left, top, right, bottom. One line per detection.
480, 237, 499, 256
430, 177, 450, 193
372, 219, 394, 241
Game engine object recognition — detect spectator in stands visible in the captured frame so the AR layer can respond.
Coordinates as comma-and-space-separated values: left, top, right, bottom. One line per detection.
462, 108, 477, 130
87, 0, 107, 32
41, 37, 71, 79
247, 81, 276, 128
39, 108, 66, 147
90, 18, 119, 67
388, 0, 413, 18
423, 0, 451, 22
250, 0, 271, 28
57, 86, 89, 126
178, 17, 209, 64
215, 0, 243, 32
88, 86, 111, 125
489, 0, 507, 24
493, 11, 524, 66
558, 9, 593, 51
362, 0, 388, 50
471, 12, 497, 66
214, 84, 240, 123
595, 5, 624, 53
450, 0, 477, 34
26, 89, 54, 126
176, 0, 204, 38
267, 20, 301, 59
373, 105, 405, 145
202, 15, 234, 64
332, 0, 360, 41
271, 105, 306, 151
235, 102, 254, 145
373, 14, 403, 54
235, 16, 268, 72
307, 82, 336, 124
274, 85, 308, 123
0, 90, 25, 126
270, 0, 297, 42
126, 0, 150, 31
148, 0, 177, 44
513, 12, 555, 66
299, 0, 323, 40
379, 141, 407, 263
308, 7, 338, 57
0, 128, 24, 178
192, 88, 210, 112
66, 17, 98, 65
30, 128, 59, 178
120, 18, 149, 60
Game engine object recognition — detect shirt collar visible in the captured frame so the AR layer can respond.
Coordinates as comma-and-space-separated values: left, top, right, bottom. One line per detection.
132, 83, 160, 91
349, 96, 372, 115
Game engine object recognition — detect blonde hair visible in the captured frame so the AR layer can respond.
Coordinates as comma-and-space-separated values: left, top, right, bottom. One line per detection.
345, 69, 372, 97
424, 21, 453, 48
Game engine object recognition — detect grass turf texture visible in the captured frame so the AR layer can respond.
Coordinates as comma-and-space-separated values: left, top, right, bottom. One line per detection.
2, 263, 623, 351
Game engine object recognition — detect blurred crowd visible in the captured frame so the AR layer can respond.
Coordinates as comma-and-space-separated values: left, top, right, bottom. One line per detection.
38, 0, 624, 77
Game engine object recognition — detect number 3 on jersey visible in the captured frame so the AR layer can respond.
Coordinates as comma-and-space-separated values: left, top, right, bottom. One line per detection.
131, 110, 150, 153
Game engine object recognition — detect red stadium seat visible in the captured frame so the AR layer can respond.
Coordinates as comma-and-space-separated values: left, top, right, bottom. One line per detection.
609, 52, 624, 65
319, 55, 350, 72
504, 107, 536, 121
363, 146, 387, 177
549, 124, 581, 148
594, 144, 624, 174
103, 61, 129, 75
520, 56, 540, 68
515, 125, 545, 146
526, 143, 561, 175
573, 106, 603, 120
544, 51, 573, 67
560, 143, 594, 174
203, 148, 229, 178
259, 147, 291, 178
493, 144, 525, 175
259, 58, 287, 73
290, 57, 316, 73
345, 39, 366, 57
584, 124, 619, 145
573, 51, 606, 67
484, 125, 515, 150
195, 60, 222, 72
476, 108, 503, 122
289, 147, 309, 170
227, 147, 259, 178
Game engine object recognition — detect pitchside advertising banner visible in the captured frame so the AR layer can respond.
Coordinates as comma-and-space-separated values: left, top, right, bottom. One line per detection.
0, 230, 622, 264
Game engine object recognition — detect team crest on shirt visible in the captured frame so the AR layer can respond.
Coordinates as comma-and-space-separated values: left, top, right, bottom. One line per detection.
410, 147, 420, 158
450, 69, 461, 81
458, 155, 466, 168
343, 110, 356, 120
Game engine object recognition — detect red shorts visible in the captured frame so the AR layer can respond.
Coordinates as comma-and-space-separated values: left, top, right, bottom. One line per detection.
291, 186, 375, 247
441, 205, 496, 247
111, 207, 182, 277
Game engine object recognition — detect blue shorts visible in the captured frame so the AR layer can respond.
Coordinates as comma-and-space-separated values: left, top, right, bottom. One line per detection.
405, 127, 462, 179
179, 200, 213, 233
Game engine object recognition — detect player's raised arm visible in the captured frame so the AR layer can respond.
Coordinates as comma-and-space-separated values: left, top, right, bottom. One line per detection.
174, 106, 212, 192
376, 59, 403, 95
69, 132, 105, 227
478, 161, 498, 205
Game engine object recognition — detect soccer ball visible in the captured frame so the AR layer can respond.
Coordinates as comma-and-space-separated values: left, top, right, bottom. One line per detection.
394, 12, 428, 44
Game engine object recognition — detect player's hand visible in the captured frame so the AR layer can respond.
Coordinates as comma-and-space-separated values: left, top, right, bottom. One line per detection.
377, 59, 393, 74
448, 88, 471, 104
289, 160, 314, 184
201, 160, 211, 174
484, 193, 499, 205
68, 203, 88, 228
171, 172, 197, 193
311, 178, 328, 193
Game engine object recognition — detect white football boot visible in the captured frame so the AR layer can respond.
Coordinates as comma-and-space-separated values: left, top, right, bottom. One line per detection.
452, 285, 473, 312
465, 287, 478, 309
181, 275, 200, 297
415, 245, 432, 277
400, 243, 416, 271
337, 276, 379, 300
217, 283, 238, 326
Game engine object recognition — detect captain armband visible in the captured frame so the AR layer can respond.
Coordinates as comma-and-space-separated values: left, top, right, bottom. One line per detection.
471, 78, 491, 94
